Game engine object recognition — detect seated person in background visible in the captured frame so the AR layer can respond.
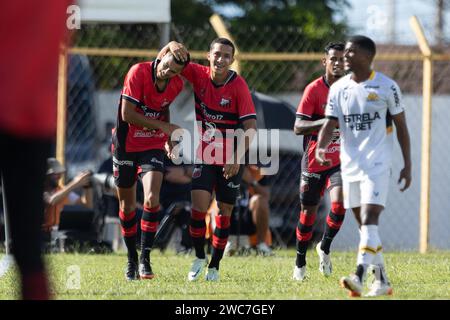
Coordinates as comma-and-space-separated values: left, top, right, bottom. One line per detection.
242, 165, 273, 255
42, 158, 93, 234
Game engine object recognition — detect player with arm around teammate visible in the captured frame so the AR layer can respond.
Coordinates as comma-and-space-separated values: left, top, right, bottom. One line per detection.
113, 48, 190, 280
158, 38, 257, 281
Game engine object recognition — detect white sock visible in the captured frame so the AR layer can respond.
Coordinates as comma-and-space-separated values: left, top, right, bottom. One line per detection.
356, 225, 378, 266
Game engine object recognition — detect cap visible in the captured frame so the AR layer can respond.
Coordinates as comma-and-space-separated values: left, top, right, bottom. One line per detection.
46, 158, 66, 175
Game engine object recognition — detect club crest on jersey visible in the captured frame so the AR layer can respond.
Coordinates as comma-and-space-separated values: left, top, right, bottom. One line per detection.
367, 92, 379, 101
219, 97, 231, 108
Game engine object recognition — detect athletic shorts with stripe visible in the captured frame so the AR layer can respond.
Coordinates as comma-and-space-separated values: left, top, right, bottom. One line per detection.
299, 165, 342, 206
112, 145, 165, 188
191, 164, 244, 205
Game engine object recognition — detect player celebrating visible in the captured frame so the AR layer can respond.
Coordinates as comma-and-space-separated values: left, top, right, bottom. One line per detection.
158, 38, 257, 281
316, 35, 411, 297
114, 48, 189, 280
293, 42, 346, 281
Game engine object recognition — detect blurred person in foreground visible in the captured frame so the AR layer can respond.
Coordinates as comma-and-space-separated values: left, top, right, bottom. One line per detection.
0, 1, 71, 299
292, 42, 346, 281
113, 44, 190, 280
316, 35, 411, 297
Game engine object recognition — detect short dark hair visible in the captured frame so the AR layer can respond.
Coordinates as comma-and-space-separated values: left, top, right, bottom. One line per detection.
167, 52, 190, 67
347, 35, 376, 57
210, 37, 235, 56
324, 42, 345, 54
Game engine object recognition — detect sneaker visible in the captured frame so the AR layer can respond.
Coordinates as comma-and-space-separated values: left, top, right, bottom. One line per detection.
256, 243, 274, 256
365, 280, 393, 297
187, 258, 208, 281
293, 265, 307, 281
125, 260, 139, 281
205, 267, 219, 281
339, 274, 363, 297
316, 242, 332, 276
224, 241, 236, 256
139, 259, 155, 279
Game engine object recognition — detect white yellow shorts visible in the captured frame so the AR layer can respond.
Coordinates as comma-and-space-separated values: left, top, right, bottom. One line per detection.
343, 171, 391, 209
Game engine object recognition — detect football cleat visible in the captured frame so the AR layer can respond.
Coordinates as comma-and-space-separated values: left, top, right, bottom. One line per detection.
205, 267, 219, 281
293, 265, 307, 281
316, 242, 332, 276
187, 258, 208, 281
365, 280, 393, 297
125, 260, 139, 281
139, 258, 155, 279
339, 274, 363, 297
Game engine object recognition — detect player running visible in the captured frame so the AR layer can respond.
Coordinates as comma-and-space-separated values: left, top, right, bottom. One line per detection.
293, 42, 346, 281
114, 47, 190, 280
316, 35, 411, 297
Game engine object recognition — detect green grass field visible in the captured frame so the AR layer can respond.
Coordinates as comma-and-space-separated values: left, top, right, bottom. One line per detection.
0, 250, 449, 300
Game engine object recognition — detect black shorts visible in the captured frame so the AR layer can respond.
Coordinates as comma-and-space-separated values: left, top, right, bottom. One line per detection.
299, 165, 342, 206
191, 164, 244, 205
112, 147, 165, 188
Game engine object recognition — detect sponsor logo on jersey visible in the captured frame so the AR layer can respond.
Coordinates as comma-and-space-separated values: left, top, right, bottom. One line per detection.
367, 92, 379, 101
200, 102, 224, 120
140, 105, 161, 118
344, 112, 381, 131
390, 85, 400, 107
133, 130, 165, 138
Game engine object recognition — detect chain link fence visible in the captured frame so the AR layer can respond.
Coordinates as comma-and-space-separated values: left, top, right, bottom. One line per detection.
65, 22, 450, 250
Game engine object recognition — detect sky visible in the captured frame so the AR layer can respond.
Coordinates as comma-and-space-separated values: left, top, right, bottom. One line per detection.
215, 0, 449, 45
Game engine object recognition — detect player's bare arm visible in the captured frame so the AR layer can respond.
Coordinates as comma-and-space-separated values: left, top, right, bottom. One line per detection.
392, 111, 412, 191
121, 99, 180, 137
315, 117, 338, 167
293, 118, 327, 135
156, 41, 189, 62
223, 118, 257, 179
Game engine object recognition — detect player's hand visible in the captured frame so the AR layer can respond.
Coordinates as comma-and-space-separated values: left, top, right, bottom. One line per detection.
223, 164, 240, 179
169, 42, 189, 62
315, 148, 332, 167
398, 166, 411, 192
164, 141, 175, 159
165, 140, 181, 160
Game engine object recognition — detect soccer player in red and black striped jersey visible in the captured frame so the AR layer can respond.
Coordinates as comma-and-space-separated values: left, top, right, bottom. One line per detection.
158, 38, 257, 281
292, 42, 346, 281
113, 49, 189, 280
